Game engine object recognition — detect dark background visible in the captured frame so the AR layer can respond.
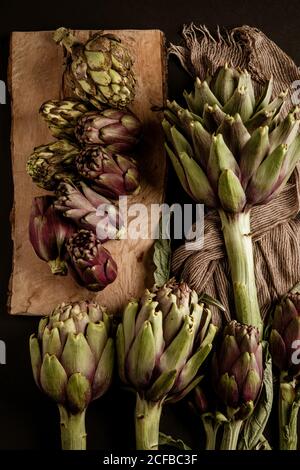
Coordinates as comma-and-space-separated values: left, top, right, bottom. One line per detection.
1, 0, 300, 452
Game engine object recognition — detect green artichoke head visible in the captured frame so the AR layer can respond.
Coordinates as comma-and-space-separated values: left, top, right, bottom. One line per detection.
30, 301, 114, 412
116, 279, 217, 404
163, 65, 300, 212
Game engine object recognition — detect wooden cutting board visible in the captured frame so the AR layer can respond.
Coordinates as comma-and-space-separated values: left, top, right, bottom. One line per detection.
8, 29, 167, 316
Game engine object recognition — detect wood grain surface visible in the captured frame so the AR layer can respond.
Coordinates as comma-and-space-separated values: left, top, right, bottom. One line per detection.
8, 29, 166, 316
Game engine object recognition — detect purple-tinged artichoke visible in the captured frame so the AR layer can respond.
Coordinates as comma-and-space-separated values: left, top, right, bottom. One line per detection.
76, 147, 140, 198
270, 293, 300, 379
26, 140, 80, 190
66, 229, 117, 291
29, 301, 114, 450
29, 196, 75, 275
269, 292, 300, 450
212, 321, 263, 419
116, 278, 217, 449
53, 28, 136, 109
75, 109, 142, 152
55, 181, 124, 242
39, 99, 90, 140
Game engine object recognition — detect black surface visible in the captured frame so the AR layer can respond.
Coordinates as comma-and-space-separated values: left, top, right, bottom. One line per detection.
1, 0, 300, 452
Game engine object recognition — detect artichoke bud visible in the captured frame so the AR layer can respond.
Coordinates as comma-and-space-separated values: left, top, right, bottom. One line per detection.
218, 169, 246, 213
270, 293, 300, 378
75, 109, 142, 152
66, 229, 118, 291
54, 28, 136, 109
55, 182, 124, 242
117, 280, 216, 403
29, 196, 75, 275
207, 134, 240, 189
26, 140, 80, 190
39, 99, 90, 139
76, 148, 140, 198
30, 300, 114, 411
256, 76, 273, 110
213, 321, 263, 419
165, 143, 192, 199
246, 143, 287, 205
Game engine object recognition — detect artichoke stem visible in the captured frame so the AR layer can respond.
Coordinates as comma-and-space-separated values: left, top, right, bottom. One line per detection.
220, 420, 243, 450
135, 394, 162, 450
58, 405, 87, 450
218, 210, 262, 334
278, 380, 299, 450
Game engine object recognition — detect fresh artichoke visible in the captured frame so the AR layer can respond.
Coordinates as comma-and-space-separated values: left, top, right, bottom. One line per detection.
270, 293, 300, 378
26, 140, 80, 190
76, 147, 140, 198
211, 320, 263, 450
66, 229, 117, 291
29, 196, 75, 275
75, 109, 142, 152
116, 278, 217, 449
55, 181, 124, 242
212, 321, 263, 419
53, 27, 136, 109
269, 292, 300, 450
29, 300, 114, 450
39, 99, 90, 140
163, 67, 300, 211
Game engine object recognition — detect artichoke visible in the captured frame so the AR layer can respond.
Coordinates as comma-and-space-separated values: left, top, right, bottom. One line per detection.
211, 320, 263, 450
269, 292, 300, 450
66, 229, 117, 291
39, 99, 90, 140
75, 109, 142, 152
163, 66, 300, 333
76, 147, 140, 198
29, 300, 114, 450
212, 320, 263, 417
116, 278, 217, 449
26, 140, 80, 190
270, 293, 300, 379
53, 27, 136, 109
55, 181, 124, 242
29, 196, 75, 275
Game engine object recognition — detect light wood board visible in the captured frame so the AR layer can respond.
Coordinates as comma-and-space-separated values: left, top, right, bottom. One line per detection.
8, 29, 167, 315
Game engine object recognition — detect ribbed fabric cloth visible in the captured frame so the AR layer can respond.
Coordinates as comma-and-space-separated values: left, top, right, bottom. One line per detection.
169, 24, 300, 326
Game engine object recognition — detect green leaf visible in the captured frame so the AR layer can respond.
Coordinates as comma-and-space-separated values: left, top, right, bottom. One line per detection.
238, 342, 273, 450
153, 217, 171, 287
159, 432, 191, 450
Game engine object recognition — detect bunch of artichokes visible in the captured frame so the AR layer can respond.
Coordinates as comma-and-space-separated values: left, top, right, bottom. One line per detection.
30, 301, 114, 450
27, 28, 143, 292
